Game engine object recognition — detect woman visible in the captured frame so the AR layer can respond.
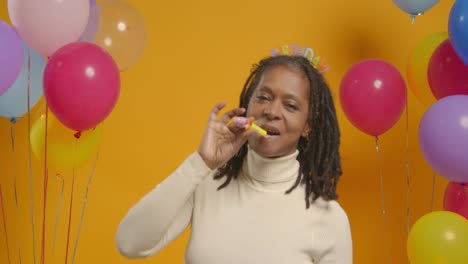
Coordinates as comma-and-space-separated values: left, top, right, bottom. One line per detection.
115, 55, 353, 263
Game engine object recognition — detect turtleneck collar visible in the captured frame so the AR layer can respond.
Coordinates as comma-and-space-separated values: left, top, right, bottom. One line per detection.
240, 145, 300, 192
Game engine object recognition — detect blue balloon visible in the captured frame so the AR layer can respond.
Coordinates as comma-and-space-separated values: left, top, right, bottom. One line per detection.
0, 41, 45, 119
449, 0, 468, 65
392, 0, 439, 15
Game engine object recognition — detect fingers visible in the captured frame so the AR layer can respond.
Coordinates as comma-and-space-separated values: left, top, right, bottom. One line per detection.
208, 101, 227, 122
219, 107, 246, 124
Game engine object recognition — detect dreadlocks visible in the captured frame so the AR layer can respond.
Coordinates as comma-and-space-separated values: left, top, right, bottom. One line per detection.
213, 55, 342, 209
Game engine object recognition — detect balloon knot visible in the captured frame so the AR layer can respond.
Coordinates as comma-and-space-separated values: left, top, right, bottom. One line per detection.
74, 131, 82, 139
10, 118, 17, 124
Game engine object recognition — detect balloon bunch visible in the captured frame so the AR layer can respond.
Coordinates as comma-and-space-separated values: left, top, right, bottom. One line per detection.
407, 1, 468, 259
340, 1, 468, 263
0, 0, 147, 170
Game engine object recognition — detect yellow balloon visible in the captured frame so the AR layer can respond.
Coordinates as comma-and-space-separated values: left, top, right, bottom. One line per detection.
30, 112, 101, 170
407, 32, 448, 107
92, 0, 147, 70
407, 211, 468, 264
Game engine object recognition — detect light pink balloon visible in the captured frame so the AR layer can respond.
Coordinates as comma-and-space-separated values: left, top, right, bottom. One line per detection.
8, 0, 90, 56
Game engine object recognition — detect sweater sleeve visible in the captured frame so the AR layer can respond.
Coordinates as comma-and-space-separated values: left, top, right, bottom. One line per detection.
317, 202, 353, 264
115, 151, 213, 258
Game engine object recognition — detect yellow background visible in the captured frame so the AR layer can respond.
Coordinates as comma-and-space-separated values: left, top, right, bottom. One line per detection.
0, 0, 456, 263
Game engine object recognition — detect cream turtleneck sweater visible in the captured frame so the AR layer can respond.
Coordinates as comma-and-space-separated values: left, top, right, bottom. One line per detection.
116, 147, 353, 263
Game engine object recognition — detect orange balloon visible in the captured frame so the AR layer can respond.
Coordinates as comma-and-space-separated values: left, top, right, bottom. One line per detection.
407, 32, 448, 107
30, 112, 101, 170
91, 0, 147, 70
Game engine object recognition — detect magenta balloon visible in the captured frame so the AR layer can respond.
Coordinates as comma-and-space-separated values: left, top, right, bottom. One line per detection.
428, 39, 468, 99
444, 182, 468, 219
43, 42, 120, 131
340, 59, 407, 136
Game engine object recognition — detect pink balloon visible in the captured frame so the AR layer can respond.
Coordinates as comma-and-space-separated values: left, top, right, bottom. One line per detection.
44, 42, 120, 131
8, 0, 89, 56
444, 182, 468, 219
340, 59, 407, 136
428, 39, 468, 100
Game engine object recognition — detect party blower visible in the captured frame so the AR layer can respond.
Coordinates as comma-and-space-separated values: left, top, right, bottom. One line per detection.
228, 116, 267, 136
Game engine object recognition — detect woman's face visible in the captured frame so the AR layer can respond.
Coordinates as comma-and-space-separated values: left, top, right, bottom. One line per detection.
246, 65, 311, 158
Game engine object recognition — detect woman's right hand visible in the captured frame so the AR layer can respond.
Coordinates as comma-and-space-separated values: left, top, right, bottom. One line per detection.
197, 101, 255, 170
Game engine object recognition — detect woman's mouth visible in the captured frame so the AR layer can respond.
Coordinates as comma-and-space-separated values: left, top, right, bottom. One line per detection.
261, 125, 281, 136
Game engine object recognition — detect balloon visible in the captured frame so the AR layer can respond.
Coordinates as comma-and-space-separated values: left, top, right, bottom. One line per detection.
428, 39, 468, 99
91, 0, 147, 70
419, 95, 468, 183
0, 19, 23, 97
407, 211, 468, 264
43, 42, 120, 132
30, 112, 101, 170
444, 182, 468, 219
8, 0, 89, 56
407, 32, 448, 107
80, 1, 100, 42
392, 0, 439, 16
449, 0, 468, 65
0, 42, 45, 119
340, 59, 407, 136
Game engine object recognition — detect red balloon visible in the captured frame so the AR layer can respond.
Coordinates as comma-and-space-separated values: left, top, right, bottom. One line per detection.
444, 181, 468, 219
428, 39, 468, 99
44, 42, 120, 131
339, 59, 407, 136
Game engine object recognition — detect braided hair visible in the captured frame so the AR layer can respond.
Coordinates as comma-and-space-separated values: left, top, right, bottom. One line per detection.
214, 55, 342, 209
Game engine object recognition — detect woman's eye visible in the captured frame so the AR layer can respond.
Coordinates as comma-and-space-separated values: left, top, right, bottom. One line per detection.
255, 95, 269, 101
286, 103, 298, 110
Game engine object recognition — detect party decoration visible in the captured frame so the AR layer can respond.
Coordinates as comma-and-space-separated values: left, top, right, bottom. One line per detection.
43, 42, 120, 132
80, 0, 100, 42
0, 42, 45, 119
407, 32, 448, 106
444, 182, 468, 219
392, 0, 439, 16
407, 211, 468, 264
340, 59, 407, 136
449, 0, 468, 65
8, 0, 89, 56
270, 44, 330, 73
30, 112, 101, 170
428, 39, 468, 99
419, 95, 468, 183
0, 19, 23, 97
90, 0, 147, 70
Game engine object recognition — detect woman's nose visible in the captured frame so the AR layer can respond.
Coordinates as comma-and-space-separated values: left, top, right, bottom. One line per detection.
263, 102, 281, 120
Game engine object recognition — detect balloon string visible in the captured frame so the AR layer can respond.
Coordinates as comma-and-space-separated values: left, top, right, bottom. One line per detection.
64, 175, 75, 264
52, 174, 64, 255
71, 149, 100, 264
375, 136, 390, 264
430, 171, 437, 211
65, 138, 78, 264
405, 91, 411, 238
26, 46, 37, 264
10, 124, 18, 208
0, 184, 11, 264
40, 106, 49, 264
10, 124, 23, 264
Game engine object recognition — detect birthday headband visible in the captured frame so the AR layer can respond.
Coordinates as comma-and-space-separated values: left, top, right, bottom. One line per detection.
269, 44, 330, 73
